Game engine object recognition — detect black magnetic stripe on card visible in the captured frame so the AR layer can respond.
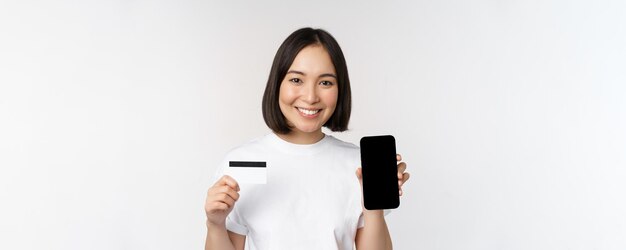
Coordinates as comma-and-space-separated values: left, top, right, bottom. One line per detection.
229, 161, 266, 168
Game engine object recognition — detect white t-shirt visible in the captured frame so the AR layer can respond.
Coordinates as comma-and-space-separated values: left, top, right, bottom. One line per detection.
210, 133, 367, 250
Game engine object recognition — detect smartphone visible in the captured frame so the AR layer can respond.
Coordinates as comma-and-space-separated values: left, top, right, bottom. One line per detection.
360, 135, 400, 210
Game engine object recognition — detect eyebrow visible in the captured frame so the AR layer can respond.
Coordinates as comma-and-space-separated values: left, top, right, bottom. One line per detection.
287, 70, 337, 79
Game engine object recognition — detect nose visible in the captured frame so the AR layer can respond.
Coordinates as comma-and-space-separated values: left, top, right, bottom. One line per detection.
301, 83, 320, 104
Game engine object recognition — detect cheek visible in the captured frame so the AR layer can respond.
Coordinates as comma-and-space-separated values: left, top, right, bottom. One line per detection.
324, 89, 339, 109
278, 84, 297, 104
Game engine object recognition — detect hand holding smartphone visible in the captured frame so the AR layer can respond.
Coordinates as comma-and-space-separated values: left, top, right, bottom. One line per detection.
360, 135, 400, 210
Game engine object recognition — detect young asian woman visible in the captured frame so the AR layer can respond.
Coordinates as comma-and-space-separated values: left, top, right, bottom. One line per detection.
204, 27, 410, 250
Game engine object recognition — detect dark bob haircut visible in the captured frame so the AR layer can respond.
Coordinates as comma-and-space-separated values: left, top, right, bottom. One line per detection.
262, 27, 352, 134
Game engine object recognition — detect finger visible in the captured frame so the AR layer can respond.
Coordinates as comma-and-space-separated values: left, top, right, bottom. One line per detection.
210, 201, 230, 211
206, 200, 229, 213
218, 185, 241, 201
355, 168, 362, 180
218, 175, 240, 191
397, 162, 407, 179
398, 172, 411, 187
222, 175, 241, 191
396, 154, 402, 161
402, 172, 410, 183
399, 189, 403, 196
216, 193, 236, 207
210, 185, 240, 202
208, 184, 234, 195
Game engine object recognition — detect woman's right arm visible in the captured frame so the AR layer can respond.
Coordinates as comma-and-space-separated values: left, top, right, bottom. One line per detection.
204, 225, 245, 250
204, 175, 245, 250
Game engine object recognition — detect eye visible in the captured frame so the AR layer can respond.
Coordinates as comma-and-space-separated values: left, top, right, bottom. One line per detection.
320, 80, 334, 86
289, 78, 303, 84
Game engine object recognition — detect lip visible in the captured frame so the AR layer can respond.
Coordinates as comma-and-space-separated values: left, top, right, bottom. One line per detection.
296, 107, 321, 118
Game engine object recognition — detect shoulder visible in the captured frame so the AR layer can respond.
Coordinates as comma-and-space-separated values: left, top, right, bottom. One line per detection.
325, 135, 360, 161
326, 135, 359, 151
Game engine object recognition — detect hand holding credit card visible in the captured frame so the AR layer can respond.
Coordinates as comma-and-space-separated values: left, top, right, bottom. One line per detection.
225, 161, 267, 184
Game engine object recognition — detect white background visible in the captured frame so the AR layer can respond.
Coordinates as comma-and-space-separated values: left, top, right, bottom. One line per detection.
1, 0, 625, 249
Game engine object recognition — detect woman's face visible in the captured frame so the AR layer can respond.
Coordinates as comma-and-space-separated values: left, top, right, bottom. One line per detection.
278, 45, 338, 134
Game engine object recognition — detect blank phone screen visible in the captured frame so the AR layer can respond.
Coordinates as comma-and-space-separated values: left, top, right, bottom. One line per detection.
360, 135, 400, 210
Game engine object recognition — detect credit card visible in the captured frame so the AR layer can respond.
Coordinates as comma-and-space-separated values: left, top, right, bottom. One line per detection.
225, 161, 267, 184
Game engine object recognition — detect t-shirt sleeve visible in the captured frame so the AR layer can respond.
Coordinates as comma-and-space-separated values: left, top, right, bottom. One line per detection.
357, 209, 392, 229
225, 206, 248, 235
209, 157, 249, 235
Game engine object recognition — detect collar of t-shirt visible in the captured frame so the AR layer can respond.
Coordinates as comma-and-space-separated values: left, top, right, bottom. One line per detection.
267, 133, 333, 156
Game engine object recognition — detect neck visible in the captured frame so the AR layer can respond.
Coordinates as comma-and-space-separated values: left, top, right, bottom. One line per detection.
276, 129, 325, 145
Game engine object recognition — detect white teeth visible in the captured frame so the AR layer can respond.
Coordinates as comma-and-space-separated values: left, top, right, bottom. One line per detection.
297, 107, 320, 115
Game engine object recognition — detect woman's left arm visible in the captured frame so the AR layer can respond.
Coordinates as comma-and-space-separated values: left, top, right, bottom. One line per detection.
354, 154, 410, 250
354, 209, 393, 250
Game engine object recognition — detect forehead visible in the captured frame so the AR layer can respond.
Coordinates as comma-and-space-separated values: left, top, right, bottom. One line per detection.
288, 45, 336, 74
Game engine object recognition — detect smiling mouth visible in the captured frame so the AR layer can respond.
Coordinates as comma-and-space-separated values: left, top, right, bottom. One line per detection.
296, 107, 321, 116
